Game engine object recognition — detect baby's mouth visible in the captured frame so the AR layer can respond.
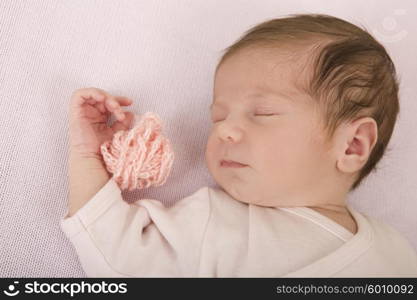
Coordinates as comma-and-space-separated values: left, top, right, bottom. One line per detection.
220, 159, 248, 168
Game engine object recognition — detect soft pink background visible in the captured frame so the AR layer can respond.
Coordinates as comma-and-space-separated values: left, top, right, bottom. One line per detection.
0, 0, 415, 277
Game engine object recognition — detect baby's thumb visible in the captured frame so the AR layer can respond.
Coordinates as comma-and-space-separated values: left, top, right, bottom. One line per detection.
111, 111, 135, 132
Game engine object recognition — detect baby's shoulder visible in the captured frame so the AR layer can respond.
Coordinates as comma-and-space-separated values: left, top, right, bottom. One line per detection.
357, 211, 416, 254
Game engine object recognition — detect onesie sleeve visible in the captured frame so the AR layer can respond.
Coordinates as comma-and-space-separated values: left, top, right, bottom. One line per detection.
60, 176, 210, 277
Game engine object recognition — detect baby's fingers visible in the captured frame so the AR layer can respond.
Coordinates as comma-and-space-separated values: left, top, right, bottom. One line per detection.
111, 111, 135, 132
70, 87, 133, 121
103, 96, 133, 121
70, 87, 105, 108
69, 88, 107, 123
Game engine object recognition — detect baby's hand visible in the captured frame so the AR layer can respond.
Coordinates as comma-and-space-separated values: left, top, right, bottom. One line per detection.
69, 87, 135, 159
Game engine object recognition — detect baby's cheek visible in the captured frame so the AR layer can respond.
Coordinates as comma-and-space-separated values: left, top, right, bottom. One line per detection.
205, 140, 217, 163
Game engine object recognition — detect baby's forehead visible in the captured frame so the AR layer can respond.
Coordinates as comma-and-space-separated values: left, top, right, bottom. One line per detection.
239, 41, 320, 63
219, 42, 317, 75
214, 45, 315, 102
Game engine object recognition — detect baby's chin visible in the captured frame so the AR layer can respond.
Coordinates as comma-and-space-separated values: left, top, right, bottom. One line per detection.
220, 183, 275, 207
236, 195, 278, 207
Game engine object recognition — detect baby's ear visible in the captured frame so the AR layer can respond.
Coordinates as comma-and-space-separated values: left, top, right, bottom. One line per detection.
336, 117, 378, 174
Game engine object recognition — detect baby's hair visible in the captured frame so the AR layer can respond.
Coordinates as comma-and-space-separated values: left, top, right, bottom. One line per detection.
216, 14, 400, 191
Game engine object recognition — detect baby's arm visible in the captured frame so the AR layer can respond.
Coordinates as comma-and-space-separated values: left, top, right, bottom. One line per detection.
66, 87, 133, 217
62, 88, 209, 277
67, 151, 110, 217
61, 171, 211, 277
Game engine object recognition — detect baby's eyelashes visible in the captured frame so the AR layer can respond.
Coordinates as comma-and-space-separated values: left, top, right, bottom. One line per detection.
254, 113, 276, 116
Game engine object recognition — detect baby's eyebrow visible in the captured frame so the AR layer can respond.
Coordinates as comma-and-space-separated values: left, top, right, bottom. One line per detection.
249, 91, 293, 102
210, 92, 291, 110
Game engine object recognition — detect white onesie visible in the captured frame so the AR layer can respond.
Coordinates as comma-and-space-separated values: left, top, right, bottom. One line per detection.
60, 176, 417, 277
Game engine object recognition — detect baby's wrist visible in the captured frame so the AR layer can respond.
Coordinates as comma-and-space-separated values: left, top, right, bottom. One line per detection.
69, 146, 103, 161
67, 151, 111, 217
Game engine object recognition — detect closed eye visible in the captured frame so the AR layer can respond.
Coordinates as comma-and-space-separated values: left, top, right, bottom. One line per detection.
210, 113, 277, 123
254, 113, 275, 116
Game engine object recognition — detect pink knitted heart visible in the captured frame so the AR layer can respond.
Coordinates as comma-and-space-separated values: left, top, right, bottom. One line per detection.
100, 112, 174, 191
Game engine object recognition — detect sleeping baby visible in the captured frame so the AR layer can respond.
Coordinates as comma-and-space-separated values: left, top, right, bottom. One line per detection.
61, 14, 417, 277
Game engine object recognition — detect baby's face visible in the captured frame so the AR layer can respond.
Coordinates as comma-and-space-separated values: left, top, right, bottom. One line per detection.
205, 46, 337, 207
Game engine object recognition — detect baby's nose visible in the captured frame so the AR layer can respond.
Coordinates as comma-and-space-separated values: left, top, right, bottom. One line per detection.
217, 123, 243, 143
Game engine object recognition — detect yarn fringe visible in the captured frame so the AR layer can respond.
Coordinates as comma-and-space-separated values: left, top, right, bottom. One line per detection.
100, 112, 174, 191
